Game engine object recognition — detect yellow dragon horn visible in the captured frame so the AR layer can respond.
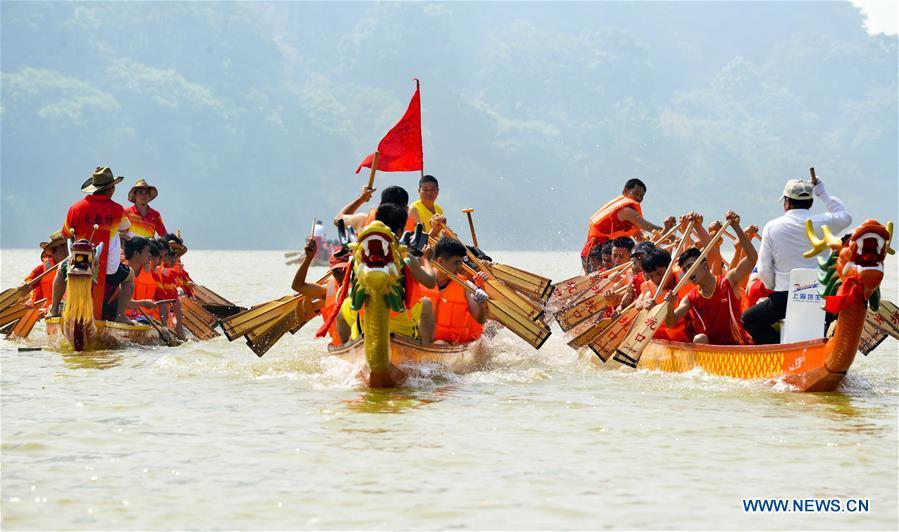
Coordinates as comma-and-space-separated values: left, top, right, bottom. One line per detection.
887, 221, 895, 255
804, 220, 842, 258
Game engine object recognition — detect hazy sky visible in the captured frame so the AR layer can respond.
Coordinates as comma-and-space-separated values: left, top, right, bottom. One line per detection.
1, 1, 896, 250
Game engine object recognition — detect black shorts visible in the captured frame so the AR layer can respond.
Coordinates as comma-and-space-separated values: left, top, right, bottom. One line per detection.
101, 263, 132, 320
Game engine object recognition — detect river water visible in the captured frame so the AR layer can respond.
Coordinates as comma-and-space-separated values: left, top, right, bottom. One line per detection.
1, 249, 896, 530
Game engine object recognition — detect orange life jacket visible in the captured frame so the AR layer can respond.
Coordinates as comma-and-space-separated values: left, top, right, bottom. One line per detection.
323, 278, 341, 345
431, 281, 484, 344
581, 195, 642, 258
131, 265, 160, 319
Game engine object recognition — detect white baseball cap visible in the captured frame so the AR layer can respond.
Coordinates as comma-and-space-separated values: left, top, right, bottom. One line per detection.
782, 179, 813, 201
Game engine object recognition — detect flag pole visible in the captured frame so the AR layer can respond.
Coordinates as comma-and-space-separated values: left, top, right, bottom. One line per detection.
416, 78, 424, 179
367, 151, 379, 190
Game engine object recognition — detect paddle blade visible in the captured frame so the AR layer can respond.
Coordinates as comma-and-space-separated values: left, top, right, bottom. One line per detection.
859, 317, 889, 355
588, 307, 640, 362
5, 307, 43, 339
612, 304, 668, 368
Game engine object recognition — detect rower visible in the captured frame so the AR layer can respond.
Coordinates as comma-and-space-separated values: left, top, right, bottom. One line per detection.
741, 175, 852, 344
635, 248, 690, 342
22, 231, 68, 309
50, 166, 133, 323
119, 237, 163, 320
154, 239, 185, 337
125, 178, 168, 238
131, 239, 164, 321
333, 185, 414, 234
418, 237, 489, 345
664, 211, 757, 345
581, 178, 674, 273
336, 203, 437, 343
407, 175, 444, 234
290, 237, 328, 318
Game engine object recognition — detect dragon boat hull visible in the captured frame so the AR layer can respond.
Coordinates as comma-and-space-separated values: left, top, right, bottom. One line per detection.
328, 334, 487, 383
634, 336, 851, 392
45, 316, 159, 350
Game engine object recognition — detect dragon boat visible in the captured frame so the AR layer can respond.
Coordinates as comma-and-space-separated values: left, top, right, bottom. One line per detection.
605, 219, 893, 392
328, 334, 486, 375
45, 316, 159, 349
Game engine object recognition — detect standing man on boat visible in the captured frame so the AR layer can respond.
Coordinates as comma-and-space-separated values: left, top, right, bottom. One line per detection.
125, 178, 168, 238
581, 178, 675, 273
407, 175, 444, 234
741, 176, 852, 344
49, 166, 134, 323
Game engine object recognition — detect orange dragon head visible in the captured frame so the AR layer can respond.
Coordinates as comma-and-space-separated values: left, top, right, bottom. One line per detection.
806, 219, 893, 310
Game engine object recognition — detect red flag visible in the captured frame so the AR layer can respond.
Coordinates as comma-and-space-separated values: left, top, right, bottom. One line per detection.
355, 80, 423, 173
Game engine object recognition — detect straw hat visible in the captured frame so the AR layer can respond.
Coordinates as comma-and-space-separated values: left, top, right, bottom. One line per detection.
81, 166, 124, 193
39, 230, 66, 251
128, 178, 159, 203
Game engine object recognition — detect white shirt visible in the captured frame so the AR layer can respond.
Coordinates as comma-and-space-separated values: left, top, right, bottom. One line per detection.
106, 217, 132, 274
756, 181, 852, 292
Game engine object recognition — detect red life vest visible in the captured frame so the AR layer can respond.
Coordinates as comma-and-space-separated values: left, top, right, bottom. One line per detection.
686, 275, 750, 345
432, 281, 484, 344
581, 195, 643, 258
26, 260, 56, 308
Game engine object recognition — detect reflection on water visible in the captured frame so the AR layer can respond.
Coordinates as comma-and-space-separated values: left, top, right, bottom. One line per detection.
60, 350, 124, 370
343, 386, 452, 414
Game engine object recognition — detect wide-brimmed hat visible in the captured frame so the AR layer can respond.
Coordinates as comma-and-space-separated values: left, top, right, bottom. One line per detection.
782, 179, 813, 201
128, 178, 159, 203
81, 166, 124, 193
39, 230, 66, 251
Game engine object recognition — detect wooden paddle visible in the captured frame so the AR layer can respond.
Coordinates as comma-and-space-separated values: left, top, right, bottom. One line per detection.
192, 284, 245, 318
428, 233, 545, 322
565, 313, 611, 349
0, 302, 30, 329
868, 300, 899, 338
485, 263, 553, 302
588, 303, 640, 362
430, 261, 551, 349
859, 316, 889, 355
462, 208, 479, 248
551, 222, 682, 307
0, 262, 61, 315
179, 297, 220, 340
612, 219, 734, 368
220, 272, 331, 344
550, 262, 631, 311
138, 307, 182, 347
555, 283, 629, 332
4, 300, 46, 339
